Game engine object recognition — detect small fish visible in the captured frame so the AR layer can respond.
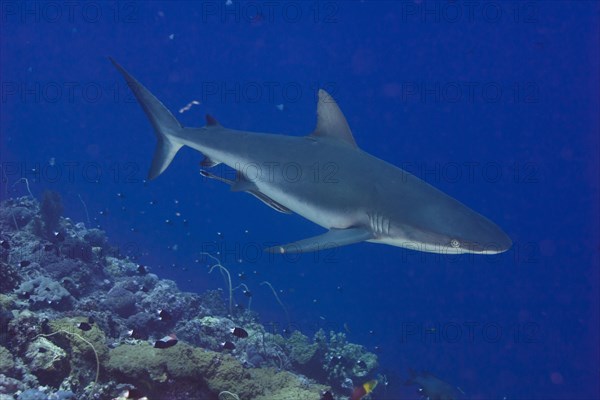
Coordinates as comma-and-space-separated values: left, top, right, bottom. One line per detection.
0, 240, 10, 249
405, 368, 460, 400
53, 231, 65, 242
20, 260, 31, 267
77, 322, 92, 331
88, 316, 95, 325
154, 333, 178, 349
157, 309, 172, 321
350, 379, 378, 400
230, 327, 248, 338
44, 244, 54, 251
137, 265, 148, 275
330, 355, 343, 365
19, 291, 31, 299
116, 388, 147, 400
243, 289, 252, 297
127, 329, 147, 340
221, 341, 235, 350
356, 360, 367, 368
321, 390, 335, 400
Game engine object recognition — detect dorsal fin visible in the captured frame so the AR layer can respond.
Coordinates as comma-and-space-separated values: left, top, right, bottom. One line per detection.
205, 114, 221, 127
310, 89, 357, 148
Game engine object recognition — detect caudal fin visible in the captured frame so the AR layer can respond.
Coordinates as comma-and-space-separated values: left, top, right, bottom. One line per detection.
109, 58, 183, 180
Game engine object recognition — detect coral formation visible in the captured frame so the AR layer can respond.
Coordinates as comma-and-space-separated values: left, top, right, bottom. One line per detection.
0, 196, 377, 399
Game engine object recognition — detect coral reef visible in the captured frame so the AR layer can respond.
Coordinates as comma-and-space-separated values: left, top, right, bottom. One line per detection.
0, 196, 378, 399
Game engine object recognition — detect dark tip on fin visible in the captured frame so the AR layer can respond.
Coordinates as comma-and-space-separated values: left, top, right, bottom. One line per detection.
206, 114, 220, 127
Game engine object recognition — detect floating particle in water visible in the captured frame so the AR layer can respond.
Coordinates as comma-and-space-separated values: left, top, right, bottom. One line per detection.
179, 100, 201, 114
550, 372, 564, 385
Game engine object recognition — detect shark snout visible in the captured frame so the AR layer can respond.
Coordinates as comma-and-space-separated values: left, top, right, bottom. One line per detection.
459, 230, 512, 254
456, 215, 512, 254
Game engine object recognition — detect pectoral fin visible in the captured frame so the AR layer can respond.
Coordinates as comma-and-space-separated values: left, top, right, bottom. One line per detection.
266, 227, 373, 254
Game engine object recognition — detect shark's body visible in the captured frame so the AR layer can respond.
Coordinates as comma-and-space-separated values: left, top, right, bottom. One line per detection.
111, 59, 512, 254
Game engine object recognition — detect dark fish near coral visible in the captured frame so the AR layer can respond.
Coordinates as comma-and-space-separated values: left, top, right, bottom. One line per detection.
20, 260, 31, 268
41, 318, 50, 334
243, 289, 252, 297
137, 264, 148, 275
221, 341, 235, 350
157, 309, 172, 321
44, 244, 54, 251
53, 231, 65, 242
230, 327, 248, 338
350, 379, 378, 400
127, 329, 148, 340
321, 390, 335, 400
88, 316, 95, 325
0, 240, 10, 249
114, 388, 148, 400
154, 333, 178, 349
405, 369, 460, 400
19, 291, 31, 300
77, 322, 92, 331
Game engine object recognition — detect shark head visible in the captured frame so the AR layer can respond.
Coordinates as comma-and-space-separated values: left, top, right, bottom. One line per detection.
372, 183, 512, 255
385, 215, 513, 255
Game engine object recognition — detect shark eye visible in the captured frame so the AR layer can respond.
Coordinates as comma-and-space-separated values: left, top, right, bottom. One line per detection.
450, 239, 461, 248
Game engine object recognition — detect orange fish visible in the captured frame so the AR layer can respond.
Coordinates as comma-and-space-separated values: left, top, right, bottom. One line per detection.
350, 379, 378, 400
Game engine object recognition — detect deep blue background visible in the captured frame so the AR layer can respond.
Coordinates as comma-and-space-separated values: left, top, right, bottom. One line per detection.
1, 1, 599, 399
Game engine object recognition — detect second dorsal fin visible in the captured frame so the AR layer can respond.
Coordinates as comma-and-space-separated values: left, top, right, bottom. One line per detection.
205, 114, 221, 127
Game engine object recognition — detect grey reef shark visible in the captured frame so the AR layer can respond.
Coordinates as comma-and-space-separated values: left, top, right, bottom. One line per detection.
110, 58, 512, 255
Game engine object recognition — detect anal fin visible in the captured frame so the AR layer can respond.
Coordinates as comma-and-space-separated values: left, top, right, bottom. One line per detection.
266, 227, 373, 254
200, 156, 220, 168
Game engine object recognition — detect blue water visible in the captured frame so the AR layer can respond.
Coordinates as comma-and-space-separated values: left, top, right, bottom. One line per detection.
1, 1, 599, 399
